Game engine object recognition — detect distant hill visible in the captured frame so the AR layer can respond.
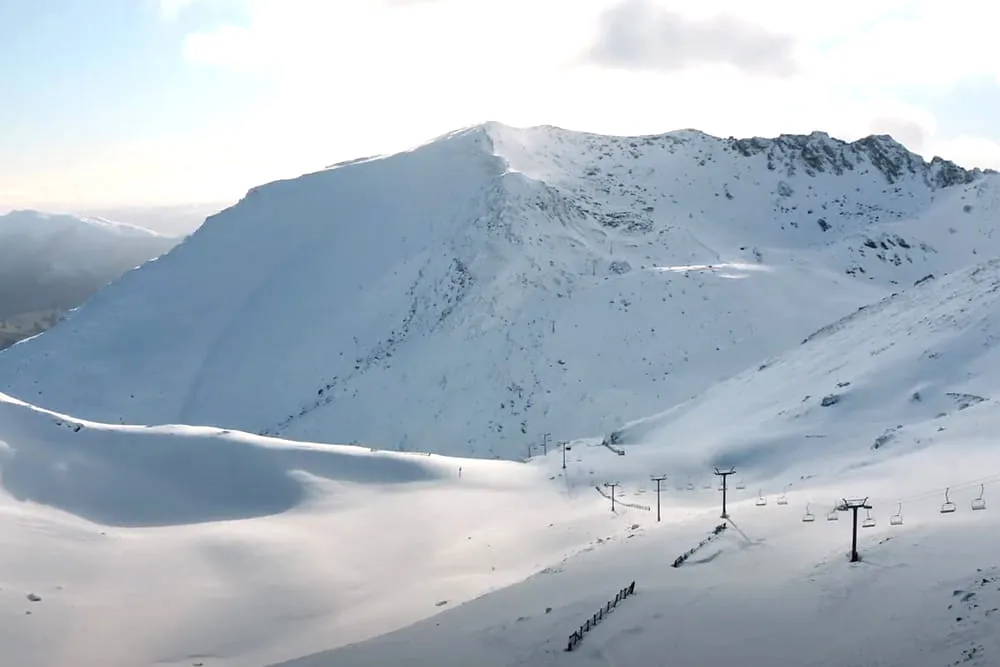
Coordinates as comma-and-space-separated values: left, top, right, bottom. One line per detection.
0, 210, 179, 347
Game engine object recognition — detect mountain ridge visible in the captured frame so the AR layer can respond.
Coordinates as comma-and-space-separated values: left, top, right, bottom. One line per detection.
0, 123, 996, 459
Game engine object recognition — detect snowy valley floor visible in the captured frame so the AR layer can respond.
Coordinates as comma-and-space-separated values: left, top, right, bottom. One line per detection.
0, 395, 617, 667
2, 387, 1000, 667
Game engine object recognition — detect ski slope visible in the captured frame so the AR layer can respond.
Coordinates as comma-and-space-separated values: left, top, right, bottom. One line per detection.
273, 257, 1000, 667
0, 124, 996, 459
4, 255, 1000, 666
282, 468, 1000, 667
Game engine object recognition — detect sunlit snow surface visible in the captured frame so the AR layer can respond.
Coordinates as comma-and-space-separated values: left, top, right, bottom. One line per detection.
1, 123, 996, 459
651, 262, 774, 279
0, 124, 999, 666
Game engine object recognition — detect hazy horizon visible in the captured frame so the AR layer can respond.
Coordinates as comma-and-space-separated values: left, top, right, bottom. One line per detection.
0, 200, 231, 236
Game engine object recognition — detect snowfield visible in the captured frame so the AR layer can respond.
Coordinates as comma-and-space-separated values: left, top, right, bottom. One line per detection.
1, 123, 999, 667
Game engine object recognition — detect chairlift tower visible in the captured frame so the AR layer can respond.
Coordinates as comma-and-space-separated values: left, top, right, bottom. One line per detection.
651, 474, 667, 522
838, 497, 872, 563
604, 482, 620, 512
561, 441, 571, 470
714, 467, 736, 519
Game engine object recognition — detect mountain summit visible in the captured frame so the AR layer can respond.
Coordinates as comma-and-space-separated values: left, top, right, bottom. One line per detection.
0, 123, 995, 458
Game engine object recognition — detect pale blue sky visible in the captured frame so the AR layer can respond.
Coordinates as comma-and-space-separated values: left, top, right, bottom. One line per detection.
2, 0, 998, 211
3, 2, 252, 153
0, 0, 267, 206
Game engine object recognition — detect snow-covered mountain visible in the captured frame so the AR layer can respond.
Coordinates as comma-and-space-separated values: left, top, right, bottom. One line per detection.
293, 256, 1000, 667
74, 201, 229, 236
0, 210, 179, 346
4, 256, 1000, 667
0, 124, 995, 461
3, 122, 1000, 667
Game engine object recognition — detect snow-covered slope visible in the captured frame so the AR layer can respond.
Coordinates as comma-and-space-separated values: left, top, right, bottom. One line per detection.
6, 256, 1000, 667
0, 125, 995, 459
570, 257, 1000, 484
269, 257, 1000, 667
0, 391, 610, 667
0, 210, 178, 324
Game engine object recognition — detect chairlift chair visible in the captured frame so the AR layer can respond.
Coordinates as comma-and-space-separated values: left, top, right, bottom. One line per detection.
756, 489, 767, 506
826, 501, 839, 521
889, 502, 903, 526
862, 508, 876, 528
703, 482, 712, 490
972, 484, 986, 511
802, 503, 815, 522
777, 485, 789, 506
686, 478, 695, 491
736, 478, 746, 490
940, 487, 957, 514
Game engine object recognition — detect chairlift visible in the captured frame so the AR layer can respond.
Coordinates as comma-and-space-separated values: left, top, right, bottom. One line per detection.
940, 487, 957, 514
889, 501, 903, 526
686, 478, 695, 491
736, 478, 746, 490
703, 482, 712, 490
972, 484, 986, 511
756, 489, 767, 506
777, 485, 789, 506
826, 501, 839, 521
862, 508, 876, 528
802, 503, 815, 522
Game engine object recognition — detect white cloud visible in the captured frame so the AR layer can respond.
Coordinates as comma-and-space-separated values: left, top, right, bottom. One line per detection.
869, 117, 934, 153
811, 0, 1000, 88
182, 24, 259, 67
158, 0, 197, 21
19, 0, 999, 207
587, 0, 797, 77
931, 136, 1000, 171
178, 0, 999, 104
